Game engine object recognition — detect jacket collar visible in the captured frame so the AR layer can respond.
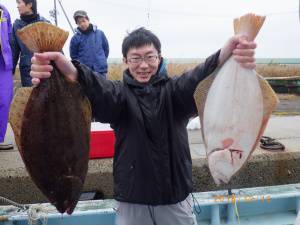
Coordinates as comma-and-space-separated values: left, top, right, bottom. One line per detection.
20, 13, 39, 23
75, 24, 97, 34
17, 14, 43, 26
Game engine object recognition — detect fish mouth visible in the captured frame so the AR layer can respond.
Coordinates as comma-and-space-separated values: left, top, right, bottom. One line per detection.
209, 147, 243, 165
209, 147, 243, 155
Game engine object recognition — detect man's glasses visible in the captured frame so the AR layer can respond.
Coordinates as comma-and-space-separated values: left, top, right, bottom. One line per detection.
128, 55, 159, 65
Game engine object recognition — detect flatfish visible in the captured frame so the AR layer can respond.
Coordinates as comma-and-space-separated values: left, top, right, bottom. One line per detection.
9, 22, 91, 214
194, 14, 278, 185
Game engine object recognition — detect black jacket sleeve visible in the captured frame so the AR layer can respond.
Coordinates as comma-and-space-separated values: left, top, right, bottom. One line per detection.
170, 50, 220, 119
73, 61, 125, 123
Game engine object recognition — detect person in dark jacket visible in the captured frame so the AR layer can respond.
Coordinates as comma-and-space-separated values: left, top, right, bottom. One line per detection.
10, 0, 49, 87
29, 28, 257, 225
70, 10, 109, 78
0, 4, 14, 150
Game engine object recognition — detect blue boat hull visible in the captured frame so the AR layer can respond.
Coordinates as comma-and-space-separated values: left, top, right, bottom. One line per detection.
1, 183, 300, 225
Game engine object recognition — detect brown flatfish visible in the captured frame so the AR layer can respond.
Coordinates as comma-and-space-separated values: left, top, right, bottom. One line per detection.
13, 22, 91, 214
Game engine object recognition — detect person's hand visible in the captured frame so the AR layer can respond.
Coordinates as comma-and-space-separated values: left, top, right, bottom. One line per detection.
30, 52, 78, 85
219, 35, 257, 69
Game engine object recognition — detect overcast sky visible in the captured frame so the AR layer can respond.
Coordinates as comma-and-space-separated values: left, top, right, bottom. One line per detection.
1, 0, 300, 59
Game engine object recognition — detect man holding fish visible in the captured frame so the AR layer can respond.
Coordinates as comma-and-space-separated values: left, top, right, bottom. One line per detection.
30, 27, 256, 225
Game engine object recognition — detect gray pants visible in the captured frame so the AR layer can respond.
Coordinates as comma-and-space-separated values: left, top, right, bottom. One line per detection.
115, 195, 198, 225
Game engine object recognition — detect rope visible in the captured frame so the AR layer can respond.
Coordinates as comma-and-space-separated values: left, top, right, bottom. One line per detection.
260, 136, 285, 151
0, 196, 28, 211
0, 196, 48, 225
227, 189, 240, 225
234, 200, 241, 225
191, 193, 202, 215
27, 205, 49, 225
147, 205, 157, 225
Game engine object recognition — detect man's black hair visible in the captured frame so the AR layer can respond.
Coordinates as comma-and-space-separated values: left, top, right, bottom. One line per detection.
122, 27, 161, 58
22, 0, 37, 14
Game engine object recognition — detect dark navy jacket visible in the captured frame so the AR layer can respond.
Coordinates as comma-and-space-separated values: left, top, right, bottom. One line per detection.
10, 15, 49, 87
74, 50, 220, 205
70, 25, 109, 76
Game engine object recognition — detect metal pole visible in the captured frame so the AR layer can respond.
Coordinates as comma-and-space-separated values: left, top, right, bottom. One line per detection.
57, 0, 75, 34
54, 0, 57, 26
147, 0, 151, 28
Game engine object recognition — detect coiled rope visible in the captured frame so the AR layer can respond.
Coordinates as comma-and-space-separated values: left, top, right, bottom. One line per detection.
0, 196, 48, 225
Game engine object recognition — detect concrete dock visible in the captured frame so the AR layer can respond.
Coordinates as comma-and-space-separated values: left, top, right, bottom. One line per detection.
0, 116, 300, 204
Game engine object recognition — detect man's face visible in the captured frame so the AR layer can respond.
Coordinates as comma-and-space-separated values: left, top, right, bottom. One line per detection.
124, 44, 161, 83
17, 0, 33, 16
76, 17, 90, 31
